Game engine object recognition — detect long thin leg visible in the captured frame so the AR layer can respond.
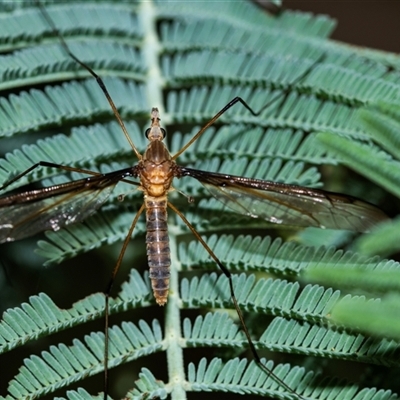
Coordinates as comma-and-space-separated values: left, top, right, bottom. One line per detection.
168, 202, 305, 400
103, 203, 145, 400
0, 161, 141, 195
36, 1, 142, 160
0, 161, 101, 191
172, 53, 326, 160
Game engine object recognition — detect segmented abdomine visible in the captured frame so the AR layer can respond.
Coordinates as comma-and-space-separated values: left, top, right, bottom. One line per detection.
145, 197, 170, 305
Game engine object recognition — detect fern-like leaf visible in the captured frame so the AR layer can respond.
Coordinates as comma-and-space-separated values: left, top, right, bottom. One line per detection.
0, 1, 400, 400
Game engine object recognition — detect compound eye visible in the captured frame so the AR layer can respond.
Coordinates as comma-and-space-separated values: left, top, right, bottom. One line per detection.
145, 128, 151, 139
161, 128, 166, 139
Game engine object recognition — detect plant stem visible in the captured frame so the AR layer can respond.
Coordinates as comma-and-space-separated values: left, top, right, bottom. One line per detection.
165, 226, 187, 399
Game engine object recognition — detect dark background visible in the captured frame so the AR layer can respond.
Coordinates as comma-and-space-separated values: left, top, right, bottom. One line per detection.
261, 1, 400, 53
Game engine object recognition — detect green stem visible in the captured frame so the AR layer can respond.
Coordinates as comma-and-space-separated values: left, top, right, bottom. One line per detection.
165, 226, 187, 399
141, 0, 166, 117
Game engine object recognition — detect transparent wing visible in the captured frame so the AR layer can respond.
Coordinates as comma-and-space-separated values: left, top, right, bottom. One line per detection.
0, 174, 122, 243
179, 167, 388, 232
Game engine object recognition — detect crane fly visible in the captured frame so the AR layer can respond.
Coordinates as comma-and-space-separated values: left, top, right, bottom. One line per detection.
0, 3, 389, 400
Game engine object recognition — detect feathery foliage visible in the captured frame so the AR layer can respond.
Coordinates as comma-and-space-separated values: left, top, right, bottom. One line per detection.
0, 1, 400, 400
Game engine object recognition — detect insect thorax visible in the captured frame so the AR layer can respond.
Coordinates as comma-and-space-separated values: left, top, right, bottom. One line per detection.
140, 141, 175, 197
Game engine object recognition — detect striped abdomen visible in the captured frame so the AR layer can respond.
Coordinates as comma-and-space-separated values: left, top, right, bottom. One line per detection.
145, 196, 170, 306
